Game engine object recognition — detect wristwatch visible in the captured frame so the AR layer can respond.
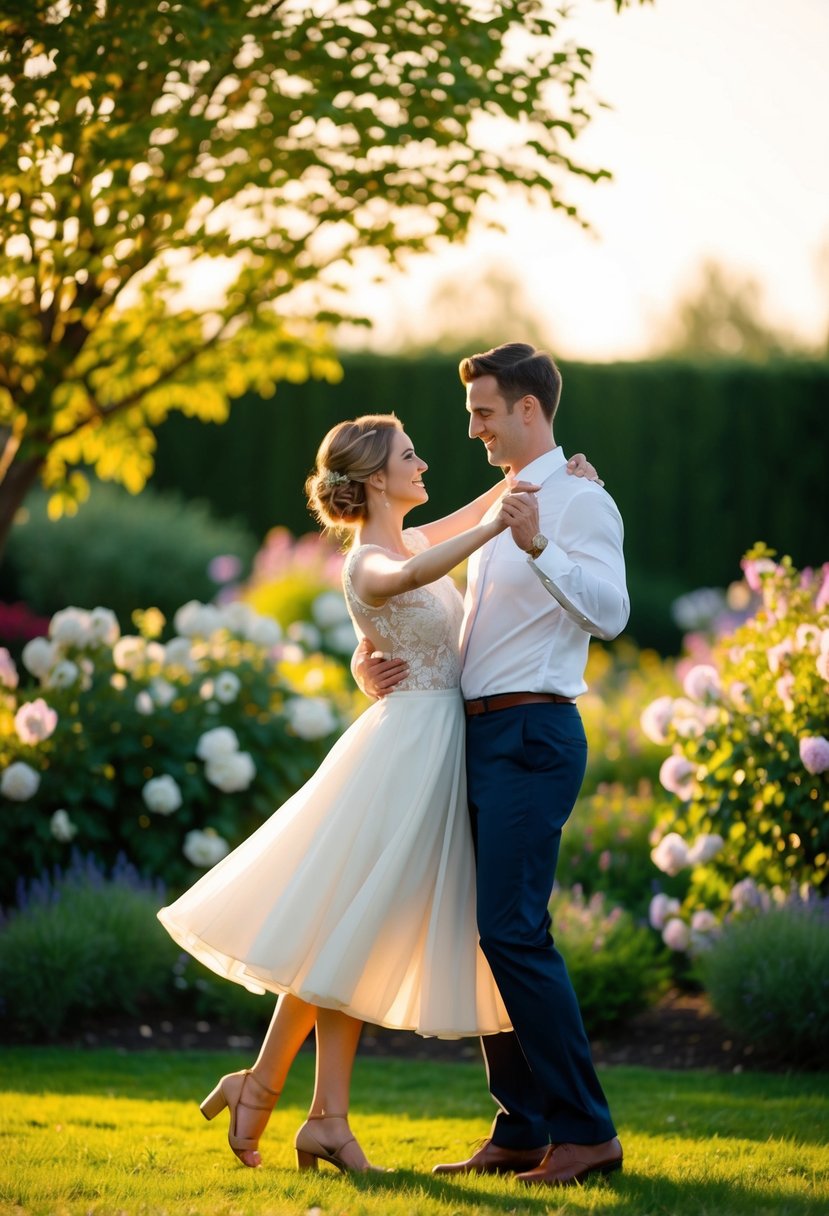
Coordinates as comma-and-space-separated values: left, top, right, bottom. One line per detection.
527, 532, 548, 560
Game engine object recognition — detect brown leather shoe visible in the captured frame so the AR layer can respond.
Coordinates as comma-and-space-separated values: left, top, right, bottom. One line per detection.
515, 1138, 623, 1186
432, 1138, 549, 1175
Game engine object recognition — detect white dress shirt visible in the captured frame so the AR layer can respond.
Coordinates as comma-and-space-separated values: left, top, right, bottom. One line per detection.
460, 447, 630, 700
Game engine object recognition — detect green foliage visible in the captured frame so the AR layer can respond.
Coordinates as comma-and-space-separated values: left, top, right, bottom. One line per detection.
551, 888, 670, 1036
654, 260, 805, 362
699, 901, 829, 1065
580, 639, 680, 791
0, 600, 354, 900
0, 0, 642, 543
645, 548, 829, 952
152, 356, 829, 652
6, 482, 256, 624
560, 784, 682, 919
0, 854, 176, 1040
175, 953, 273, 1035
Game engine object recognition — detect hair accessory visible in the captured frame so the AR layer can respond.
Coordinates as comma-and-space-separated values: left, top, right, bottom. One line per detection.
322, 470, 350, 488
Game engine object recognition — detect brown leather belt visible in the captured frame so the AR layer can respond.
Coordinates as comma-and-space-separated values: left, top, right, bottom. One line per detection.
464, 692, 575, 716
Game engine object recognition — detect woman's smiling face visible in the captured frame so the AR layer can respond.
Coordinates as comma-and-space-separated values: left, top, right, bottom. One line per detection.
381, 429, 429, 508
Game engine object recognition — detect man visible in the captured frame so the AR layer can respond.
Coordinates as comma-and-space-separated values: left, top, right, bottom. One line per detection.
359, 342, 628, 1187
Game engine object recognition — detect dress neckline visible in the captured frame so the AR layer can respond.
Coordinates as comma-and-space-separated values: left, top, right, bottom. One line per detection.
351, 537, 414, 558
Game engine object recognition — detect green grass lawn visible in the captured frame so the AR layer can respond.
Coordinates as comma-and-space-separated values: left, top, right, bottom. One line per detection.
0, 1048, 827, 1216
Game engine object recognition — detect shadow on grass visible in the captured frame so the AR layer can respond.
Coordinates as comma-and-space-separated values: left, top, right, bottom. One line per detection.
296, 1165, 826, 1216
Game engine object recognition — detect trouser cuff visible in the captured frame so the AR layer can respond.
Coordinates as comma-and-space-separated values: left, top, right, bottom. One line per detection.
490, 1115, 549, 1151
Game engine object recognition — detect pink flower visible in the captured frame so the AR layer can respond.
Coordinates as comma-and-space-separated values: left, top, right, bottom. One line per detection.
817, 653, 829, 683
208, 554, 243, 584
766, 639, 793, 675
687, 833, 724, 865
659, 754, 696, 800
682, 664, 721, 702
728, 681, 752, 712
598, 849, 612, 872
815, 564, 829, 611
14, 698, 58, 745
662, 918, 691, 952
775, 674, 796, 713
741, 557, 777, 593
691, 910, 719, 934
649, 893, 681, 930
0, 647, 18, 689
800, 736, 829, 776
640, 696, 674, 744
651, 832, 690, 876
796, 624, 821, 651
671, 696, 712, 739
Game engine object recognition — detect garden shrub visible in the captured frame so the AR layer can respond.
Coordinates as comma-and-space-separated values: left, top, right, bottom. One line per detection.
580, 640, 679, 796
153, 355, 829, 650
174, 952, 274, 1034
6, 483, 257, 627
0, 600, 355, 900
551, 887, 670, 1036
643, 546, 829, 952
560, 784, 682, 919
698, 900, 829, 1065
0, 854, 176, 1040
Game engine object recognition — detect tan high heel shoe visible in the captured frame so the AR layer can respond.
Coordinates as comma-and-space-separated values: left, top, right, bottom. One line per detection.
294, 1113, 384, 1173
200, 1068, 280, 1167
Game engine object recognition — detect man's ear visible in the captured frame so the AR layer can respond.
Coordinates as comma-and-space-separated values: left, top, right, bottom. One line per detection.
520, 394, 540, 423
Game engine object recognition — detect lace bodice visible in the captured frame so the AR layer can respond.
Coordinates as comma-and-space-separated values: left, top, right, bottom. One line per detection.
343, 528, 464, 691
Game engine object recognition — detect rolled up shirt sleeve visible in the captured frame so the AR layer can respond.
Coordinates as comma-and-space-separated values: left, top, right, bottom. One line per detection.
528, 490, 630, 641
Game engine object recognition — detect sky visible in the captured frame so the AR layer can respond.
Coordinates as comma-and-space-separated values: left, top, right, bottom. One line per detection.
346, 0, 829, 361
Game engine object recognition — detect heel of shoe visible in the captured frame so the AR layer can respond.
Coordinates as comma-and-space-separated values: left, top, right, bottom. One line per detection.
296, 1148, 319, 1170
200, 1084, 228, 1121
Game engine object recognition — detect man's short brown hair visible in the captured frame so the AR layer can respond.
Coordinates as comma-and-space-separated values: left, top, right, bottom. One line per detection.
459, 342, 562, 422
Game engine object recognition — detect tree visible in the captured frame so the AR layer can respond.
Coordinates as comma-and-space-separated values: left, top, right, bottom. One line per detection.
379, 265, 552, 355
0, 0, 643, 560
654, 260, 799, 363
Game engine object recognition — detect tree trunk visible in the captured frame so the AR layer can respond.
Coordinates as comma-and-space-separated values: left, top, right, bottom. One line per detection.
0, 451, 45, 569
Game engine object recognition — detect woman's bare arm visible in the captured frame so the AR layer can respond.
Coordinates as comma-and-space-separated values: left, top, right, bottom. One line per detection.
415, 453, 601, 546
352, 510, 512, 606
415, 479, 508, 547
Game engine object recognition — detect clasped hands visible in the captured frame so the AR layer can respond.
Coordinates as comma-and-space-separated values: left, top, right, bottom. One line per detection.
494, 478, 541, 553
355, 452, 601, 698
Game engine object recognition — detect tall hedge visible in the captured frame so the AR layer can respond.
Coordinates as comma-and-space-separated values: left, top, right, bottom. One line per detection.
151, 356, 828, 651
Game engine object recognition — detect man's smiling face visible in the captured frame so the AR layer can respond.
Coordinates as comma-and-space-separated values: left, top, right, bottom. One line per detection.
465, 374, 525, 471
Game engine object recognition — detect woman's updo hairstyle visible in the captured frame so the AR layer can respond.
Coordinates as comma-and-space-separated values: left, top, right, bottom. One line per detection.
306, 414, 403, 531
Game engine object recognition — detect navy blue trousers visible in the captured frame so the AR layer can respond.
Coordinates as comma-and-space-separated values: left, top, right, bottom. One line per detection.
466, 702, 616, 1148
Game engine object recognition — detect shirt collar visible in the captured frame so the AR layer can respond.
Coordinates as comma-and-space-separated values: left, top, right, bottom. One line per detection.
513, 446, 565, 485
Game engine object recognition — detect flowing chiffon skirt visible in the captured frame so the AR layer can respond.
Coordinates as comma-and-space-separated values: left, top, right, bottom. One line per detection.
158, 689, 510, 1038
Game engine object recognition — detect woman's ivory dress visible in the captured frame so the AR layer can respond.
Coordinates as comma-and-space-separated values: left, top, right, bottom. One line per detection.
158, 530, 510, 1037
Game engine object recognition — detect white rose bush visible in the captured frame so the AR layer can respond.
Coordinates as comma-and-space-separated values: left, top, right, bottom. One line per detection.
644, 546, 829, 953
0, 600, 354, 899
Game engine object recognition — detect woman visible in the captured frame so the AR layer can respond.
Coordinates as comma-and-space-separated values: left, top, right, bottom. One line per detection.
158, 415, 594, 1173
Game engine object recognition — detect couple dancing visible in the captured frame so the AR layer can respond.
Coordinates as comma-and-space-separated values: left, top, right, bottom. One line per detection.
158, 342, 630, 1188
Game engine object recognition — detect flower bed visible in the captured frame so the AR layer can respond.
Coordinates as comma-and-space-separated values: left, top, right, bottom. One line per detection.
0, 600, 357, 900
642, 547, 828, 951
